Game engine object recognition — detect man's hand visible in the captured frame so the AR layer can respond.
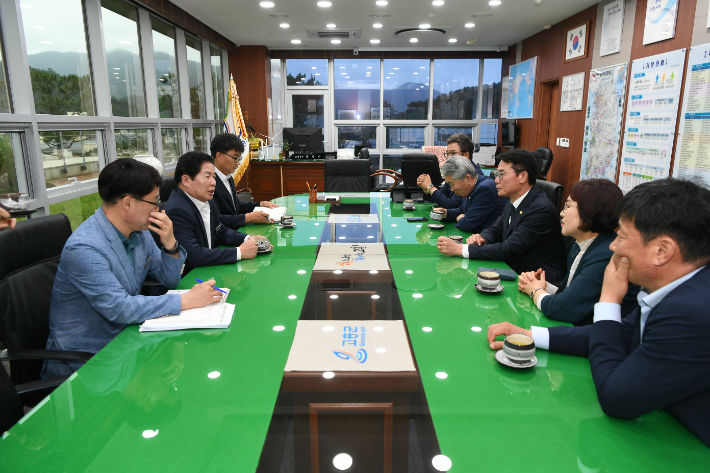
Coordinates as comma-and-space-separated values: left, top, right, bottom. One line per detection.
148, 210, 177, 254
180, 279, 223, 310
456, 214, 464, 222
437, 236, 463, 256
417, 174, 433, 192
0, 207, 16, 231
260, 201, 279, 209
600, 256, 630, 304
245, 211, 271, 224
487, 322, 532, 350
239, 239, 259, 260
466, 234, 486, 246
433, 207, 447, 218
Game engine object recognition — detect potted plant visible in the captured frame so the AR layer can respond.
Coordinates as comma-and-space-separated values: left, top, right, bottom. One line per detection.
280, 140, 292, 161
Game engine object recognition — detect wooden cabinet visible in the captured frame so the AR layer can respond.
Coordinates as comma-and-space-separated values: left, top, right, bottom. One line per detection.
243, 160, 325, 202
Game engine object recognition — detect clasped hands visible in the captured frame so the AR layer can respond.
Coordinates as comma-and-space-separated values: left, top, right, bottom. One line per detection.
416, 174, 433, 193
518, 268, 546, 297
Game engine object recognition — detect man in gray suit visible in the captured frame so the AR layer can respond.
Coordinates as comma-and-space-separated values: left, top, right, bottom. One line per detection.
42, 159, 223, 378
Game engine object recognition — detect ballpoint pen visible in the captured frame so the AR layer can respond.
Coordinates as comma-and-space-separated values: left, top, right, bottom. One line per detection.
194, 279, 228, 294
307, 181, 311, 191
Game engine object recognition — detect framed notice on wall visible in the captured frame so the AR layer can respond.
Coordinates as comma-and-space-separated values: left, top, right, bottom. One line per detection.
643, 0, 678, 45
600, 0, 625, 57
560, 72, 585, 112
564, 21, 590, 63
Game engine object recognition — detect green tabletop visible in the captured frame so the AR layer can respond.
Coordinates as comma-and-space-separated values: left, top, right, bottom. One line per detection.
2, 192, 708, 472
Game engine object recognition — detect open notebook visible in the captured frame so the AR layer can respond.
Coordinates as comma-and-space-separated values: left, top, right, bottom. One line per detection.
139, 289, 234, 332
255, 206, 287, 222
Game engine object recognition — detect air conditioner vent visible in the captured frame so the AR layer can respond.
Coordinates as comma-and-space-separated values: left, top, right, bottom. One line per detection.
306, 28, 361, 39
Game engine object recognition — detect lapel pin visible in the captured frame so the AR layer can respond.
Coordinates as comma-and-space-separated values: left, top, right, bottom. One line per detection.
520, 211, 523, 214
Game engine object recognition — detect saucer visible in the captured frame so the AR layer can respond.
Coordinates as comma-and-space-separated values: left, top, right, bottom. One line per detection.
495, 349, 537, 369
257, 246, 273, 254
403, 206, 417, 211
278, 222, 297, 228
475, 283, 504, 294
428, 223, 444, 230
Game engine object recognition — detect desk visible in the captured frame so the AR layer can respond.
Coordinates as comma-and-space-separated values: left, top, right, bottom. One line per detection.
248, 160, 325, 203
1, 194, 708, 472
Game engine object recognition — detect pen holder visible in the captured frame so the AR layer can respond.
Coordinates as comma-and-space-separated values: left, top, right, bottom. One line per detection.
308, 189, 317, 203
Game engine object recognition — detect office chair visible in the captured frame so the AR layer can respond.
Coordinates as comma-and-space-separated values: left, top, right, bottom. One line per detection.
0, 364, 24, 433
473, 143, 481, 153
359, 148, 401, 192
324, 159, 372, 192
400, 153, 442, 188
536, 147, 554, 180
535, 180, 564, 212
159, 175, 177, 204
0, 214, 93, 405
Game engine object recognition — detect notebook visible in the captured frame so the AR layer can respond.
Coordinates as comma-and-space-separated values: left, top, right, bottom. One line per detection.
139, 289, 234, 332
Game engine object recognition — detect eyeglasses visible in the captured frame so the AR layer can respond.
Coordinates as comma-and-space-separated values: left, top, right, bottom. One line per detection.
444, 151, 460, 157
224, 152, 242, 163
562, 201, 577, 211
491, 170, 517, 180
132, 195, 161, 208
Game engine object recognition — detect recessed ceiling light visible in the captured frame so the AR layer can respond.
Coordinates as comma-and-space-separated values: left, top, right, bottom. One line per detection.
259, 1, 275, 7
317, 1, 332, 6
376, 0, 388, 5
413, 72, 418, 74
448, 38, 457, 42
489, 0, 501, 5
367, 66, 373, 68
370, 39, 380, 43
326, 23, 336, 28
280, 23, 289, 28
410, 38, 418, 42
345, 76, 350, 78
432, 0, 444, 5
393, 67, 399, 69
314, 73, 320, 75
465, 22, 475, 28
373, 23, 383, 28
291, 39, 301, 44
311, 66, 317, 69
419, 24, 431, 29
331, 39, 341, 44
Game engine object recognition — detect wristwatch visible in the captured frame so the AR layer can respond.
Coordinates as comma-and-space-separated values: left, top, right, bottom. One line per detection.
427, 184, 435, 192
163, 240, 180, 255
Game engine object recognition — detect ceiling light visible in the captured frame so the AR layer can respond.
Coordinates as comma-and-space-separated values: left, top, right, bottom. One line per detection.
331, 39, 341, 44
326, 23, 336, 28
376, 0, 388, 5
413, 72, 418, 74
259, 1, 275, 7
291, 39, 301, 44
448, 38, 457, 42
317, 1, 332, 6
373, 23, 383, 28
114, 67, 120, 70
410, 38, 418, 42
419, 24, 431, 29
432, 0, 444, 5
280, 23, 289, 28
367, 66, 373, 68
370, 39, 380, 43
393, 67, 399, 69
333, 453, 353, 471
314, 73, 320, 75
489, 0, 501, 5
465, 22, 475, 28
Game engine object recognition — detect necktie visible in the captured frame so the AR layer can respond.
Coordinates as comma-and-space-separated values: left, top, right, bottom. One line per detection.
227, 176, 236, 208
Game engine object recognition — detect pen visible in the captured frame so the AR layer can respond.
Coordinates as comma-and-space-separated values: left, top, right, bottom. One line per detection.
194, 279, 228, 294
307, 181, 311, 191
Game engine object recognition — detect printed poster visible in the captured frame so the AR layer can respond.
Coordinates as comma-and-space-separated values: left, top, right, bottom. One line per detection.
600, 0, 625, 57
561, 72, 585, 111
643, 0, 678, 45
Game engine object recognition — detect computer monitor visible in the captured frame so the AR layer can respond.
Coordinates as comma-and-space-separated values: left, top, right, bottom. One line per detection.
501, 122, 517, 147
283, 127, 324, 154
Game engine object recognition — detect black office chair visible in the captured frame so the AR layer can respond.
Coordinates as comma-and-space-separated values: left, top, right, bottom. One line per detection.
0, 364, 24, 433
535, 180, 564, 212
324, 159, 372, 192
400, 153, 442, 188
159, 175, 177, 204
536, 147, 554, 180
473, 143, 481, 153
0, 214, 93, 406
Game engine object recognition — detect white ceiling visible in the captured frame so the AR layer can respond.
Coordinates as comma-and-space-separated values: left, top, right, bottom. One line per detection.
171, 0, 600, 50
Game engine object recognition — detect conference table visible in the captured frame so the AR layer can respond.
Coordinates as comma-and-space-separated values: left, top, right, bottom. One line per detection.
1, 193, 708, 472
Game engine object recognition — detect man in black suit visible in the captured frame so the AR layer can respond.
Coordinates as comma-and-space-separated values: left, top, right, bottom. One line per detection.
163, 151, 259, 276
437, 149, 567, 285
488, 178, 710, 447
210, 133, 279, 230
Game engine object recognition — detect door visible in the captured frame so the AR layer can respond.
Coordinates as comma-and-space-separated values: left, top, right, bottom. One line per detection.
286, 89, 332, 152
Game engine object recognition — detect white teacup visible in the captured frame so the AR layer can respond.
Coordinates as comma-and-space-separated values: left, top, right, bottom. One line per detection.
403, 199, 415, 209
477, 271, 500, 289
430, 210, 444, 221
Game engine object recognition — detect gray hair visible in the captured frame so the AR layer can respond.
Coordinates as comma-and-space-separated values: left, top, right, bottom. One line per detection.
441, 155, 476, 180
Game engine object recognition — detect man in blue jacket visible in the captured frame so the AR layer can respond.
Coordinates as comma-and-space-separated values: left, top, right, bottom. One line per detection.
488, 178, 710, 448
43, 159, 223, 378
432, 156, 506, 234
163, 151, 259, 277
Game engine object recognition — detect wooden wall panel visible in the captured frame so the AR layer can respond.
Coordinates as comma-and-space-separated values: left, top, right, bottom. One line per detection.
228, 46, 270, 137
515, 5, 598, 197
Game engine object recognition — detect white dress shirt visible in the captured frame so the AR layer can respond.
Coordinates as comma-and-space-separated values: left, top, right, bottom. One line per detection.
214, 167, 235, 206
536, 236, 597, 310
531, 266, 705, 350
461, 188, 531, 259
184, 192, 245, 261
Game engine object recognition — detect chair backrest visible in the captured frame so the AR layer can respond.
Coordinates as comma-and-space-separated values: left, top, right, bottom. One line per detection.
358, 147, 370, 161
0, 214, 72, 385
531, 150, 544, 179
324, 159, 371, 192
159, 176, 177, 203
0, 365, 23, 433
473, 143, 481, 153
536, 147, 554, 179
535, 180, 564, 212
401, 153, 441, 188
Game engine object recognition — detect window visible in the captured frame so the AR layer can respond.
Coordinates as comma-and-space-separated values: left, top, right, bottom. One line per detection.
383, 154, 403, 173
286, 59, 327, 86
193, 127, 210, 153
0, 27, 11, 113
337, 126, 377, 149
433, 60, 479, 120
40, 130, 102, 190
383, 60, 429, 120
185, 34, 205, 119
270, 58, 283, 139
210, 46, 224, 120
151, 17, 181, 118
480, 123, 498, 145
115, 129, 151, 158
101, 0, 146, 117
334, 59, 379, 120
21, 0, 95, 116
0, 133, 25, 194
434, 127, 475, 146
385, 127, 425, 149
482, 59, 502, 119
162, 128, 185, 163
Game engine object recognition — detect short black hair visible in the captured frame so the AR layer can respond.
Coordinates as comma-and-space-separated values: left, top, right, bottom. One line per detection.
569, 179, 623, 233
210, 133, 245, 158
174, 151, 214, 183
617, 178, 710, 264
446, 133, 474, 158
499, 149, 537, 185
98, 159, 162, 205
